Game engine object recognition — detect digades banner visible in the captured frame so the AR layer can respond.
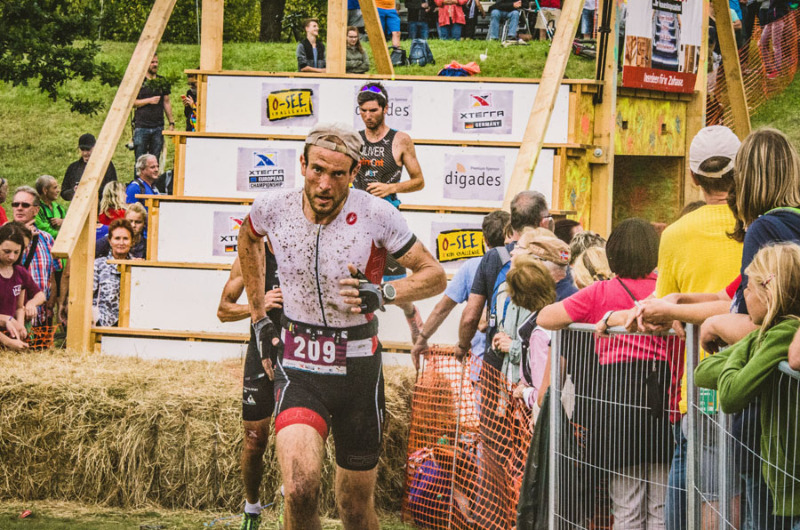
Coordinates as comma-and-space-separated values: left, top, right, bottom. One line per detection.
622, 0, 702, 93
235, 147, 297, 192
261, 83, 319, 127
443, 154, 505, 201
452, 89, 513, 134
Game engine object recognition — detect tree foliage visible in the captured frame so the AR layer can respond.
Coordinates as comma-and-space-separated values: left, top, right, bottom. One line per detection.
0, 0, 120, 114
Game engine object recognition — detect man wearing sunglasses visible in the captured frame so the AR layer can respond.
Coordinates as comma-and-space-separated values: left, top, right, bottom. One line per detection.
11, 186, 56, 330
355, 82, 427, 344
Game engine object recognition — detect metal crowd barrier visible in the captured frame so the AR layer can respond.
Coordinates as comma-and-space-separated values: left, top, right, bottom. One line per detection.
687, 336, 800, 530
548, 323, 800, 530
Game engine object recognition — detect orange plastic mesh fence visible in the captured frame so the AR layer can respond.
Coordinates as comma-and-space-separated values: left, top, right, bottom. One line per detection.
28, 325, 57, 350
403, 347, 532, 529
707, 11, 800, 126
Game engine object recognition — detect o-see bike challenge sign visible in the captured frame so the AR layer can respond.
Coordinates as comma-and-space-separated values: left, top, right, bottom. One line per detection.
622, 0, 702, 93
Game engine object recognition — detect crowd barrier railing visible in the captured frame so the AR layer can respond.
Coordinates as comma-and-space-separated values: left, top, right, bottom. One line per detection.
549, 324, 685, 530
687, 336, 800, 529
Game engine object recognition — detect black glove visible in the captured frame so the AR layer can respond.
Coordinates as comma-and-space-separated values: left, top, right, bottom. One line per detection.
351, 269, 385, 314
252, 316, 281, 361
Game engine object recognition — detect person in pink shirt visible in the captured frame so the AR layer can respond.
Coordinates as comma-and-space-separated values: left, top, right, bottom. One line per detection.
538, 217, 681, 530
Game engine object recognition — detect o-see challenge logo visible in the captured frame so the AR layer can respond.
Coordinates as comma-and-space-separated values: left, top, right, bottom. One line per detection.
443, 154, 505, 201
452, 89, 513, 134
236, 147, 296, 192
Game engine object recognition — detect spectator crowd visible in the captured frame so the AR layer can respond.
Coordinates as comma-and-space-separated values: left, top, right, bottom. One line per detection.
0, 51, 186, 349
404, 124, 800, 529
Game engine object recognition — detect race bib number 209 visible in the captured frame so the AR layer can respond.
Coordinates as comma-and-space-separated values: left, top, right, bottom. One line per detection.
282, 328, 347, 375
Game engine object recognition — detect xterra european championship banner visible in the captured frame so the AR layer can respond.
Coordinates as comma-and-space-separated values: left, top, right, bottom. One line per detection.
622, 0, 702, 93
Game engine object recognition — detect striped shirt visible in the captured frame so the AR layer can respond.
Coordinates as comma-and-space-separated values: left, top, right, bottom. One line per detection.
23, 229, 55, 326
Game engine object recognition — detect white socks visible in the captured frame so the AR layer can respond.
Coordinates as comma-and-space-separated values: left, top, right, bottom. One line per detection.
244, 500, 262, 515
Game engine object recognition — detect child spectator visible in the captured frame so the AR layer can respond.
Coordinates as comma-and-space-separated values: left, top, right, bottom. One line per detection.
34, 175, 66, 239
346, 26, 370, 74
98, 182, 127, 226
506, 253, 556, 413
296, 18, 326, 73
93, 218, 134, 327
581, 0, 595, 39
538, 218, 680, 529
535, 0, 561, 40
434, 0, 468, 40
696, 242, 800, 526
0, 223, 44, 350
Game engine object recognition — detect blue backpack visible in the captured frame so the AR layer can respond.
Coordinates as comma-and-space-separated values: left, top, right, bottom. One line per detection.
408, 39, 435, 67
487, 246, 513, 344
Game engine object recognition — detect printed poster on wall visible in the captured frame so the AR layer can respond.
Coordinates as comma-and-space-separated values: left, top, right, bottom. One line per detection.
235, 147, 297, 191
431, 222, 484, 263
442, 154, 505, 202
212, 211, 246, 256
261, 82, 320, 127
352, 85, 413, 131
452, 89, 513, 134
622, 0, 702, 93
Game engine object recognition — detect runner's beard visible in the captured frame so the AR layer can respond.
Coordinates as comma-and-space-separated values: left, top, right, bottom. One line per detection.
305, 187, 348, 218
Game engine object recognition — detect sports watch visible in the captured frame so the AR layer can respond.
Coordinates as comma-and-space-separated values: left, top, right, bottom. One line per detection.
381, 283, 397, 303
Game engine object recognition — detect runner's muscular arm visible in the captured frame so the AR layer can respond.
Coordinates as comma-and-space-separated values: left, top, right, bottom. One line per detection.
238, 218, 267, 322
390, 240, 446, 304
217, 259, 249, 322
395, 133, 424, 194
217, 257, 284, 323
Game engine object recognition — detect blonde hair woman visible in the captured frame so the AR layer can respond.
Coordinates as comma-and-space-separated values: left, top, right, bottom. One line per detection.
98, 181, 128, 226
571, 246, 613, 289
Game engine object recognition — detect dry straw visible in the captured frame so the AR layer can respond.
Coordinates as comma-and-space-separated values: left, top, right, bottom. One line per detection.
0, 349, 414, 515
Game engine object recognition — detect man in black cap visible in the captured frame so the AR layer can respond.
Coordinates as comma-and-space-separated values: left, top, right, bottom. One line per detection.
61, 133, 118, 202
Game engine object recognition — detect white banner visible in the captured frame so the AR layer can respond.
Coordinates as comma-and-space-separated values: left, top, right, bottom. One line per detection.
236, 147, 298, 192
212, 211, 246, 257
442, 154, 505, 201
452, 89, 513, 134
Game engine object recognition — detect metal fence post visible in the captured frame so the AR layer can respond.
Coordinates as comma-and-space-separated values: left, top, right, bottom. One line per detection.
549, 329, 562, 530
686, 323, 698, 529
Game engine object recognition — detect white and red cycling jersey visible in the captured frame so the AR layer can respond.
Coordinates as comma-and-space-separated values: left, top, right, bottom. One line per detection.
247, 188, 416, 355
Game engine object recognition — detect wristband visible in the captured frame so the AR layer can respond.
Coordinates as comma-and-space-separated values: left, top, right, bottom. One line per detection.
600, 310, 614, 328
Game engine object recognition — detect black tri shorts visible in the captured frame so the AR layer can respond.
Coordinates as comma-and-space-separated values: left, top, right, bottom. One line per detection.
273, 344, 386, 471
242, 326, 278, 422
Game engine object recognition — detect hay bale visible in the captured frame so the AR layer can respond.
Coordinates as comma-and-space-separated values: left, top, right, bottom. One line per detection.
0, 350, 414, 514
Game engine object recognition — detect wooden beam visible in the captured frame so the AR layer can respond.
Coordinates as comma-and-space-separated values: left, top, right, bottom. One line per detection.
684, 0, 710, 205
327, 0, 347, 74
503, 0, 586, 209
711, 0, 750, 139
587, 0, 619, 236
51, 0, 177, 353
53, 0, 178, 259
65, 212, 97, 353
360, 0, 394, 75
200, 0, 224, 71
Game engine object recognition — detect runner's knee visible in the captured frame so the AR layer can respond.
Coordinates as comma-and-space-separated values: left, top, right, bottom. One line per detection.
284, 478, 320, 511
